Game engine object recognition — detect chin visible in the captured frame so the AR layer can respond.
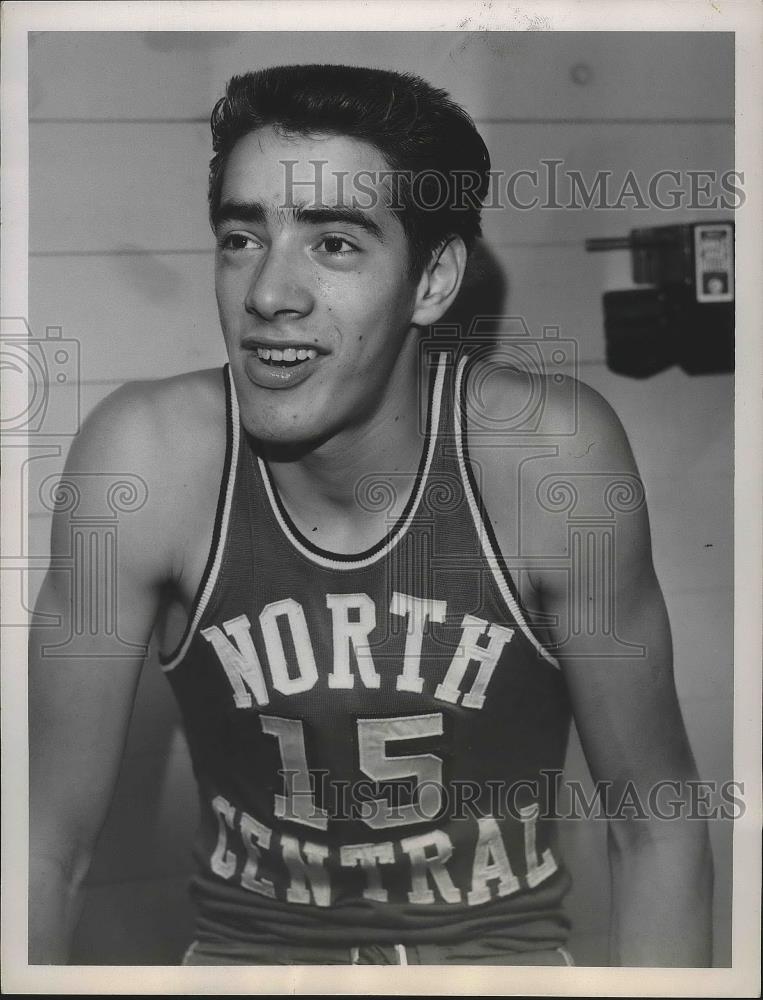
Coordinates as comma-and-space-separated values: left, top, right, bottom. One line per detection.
240, 414, 330, 457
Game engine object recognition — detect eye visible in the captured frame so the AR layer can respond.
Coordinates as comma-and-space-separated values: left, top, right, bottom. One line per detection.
217, 232, 261, 251
315, 235, 358, 257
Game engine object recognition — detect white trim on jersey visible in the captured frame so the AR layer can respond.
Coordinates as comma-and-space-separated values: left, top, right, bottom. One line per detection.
257, 353, 447, 571
162, 368, 241, 673
454, 355, 561, 670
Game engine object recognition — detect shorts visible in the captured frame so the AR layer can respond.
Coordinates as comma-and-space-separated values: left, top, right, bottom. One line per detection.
181, 937, 575, 966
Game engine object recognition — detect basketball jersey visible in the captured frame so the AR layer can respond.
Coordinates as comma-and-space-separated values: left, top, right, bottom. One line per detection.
161, 352, 573, 948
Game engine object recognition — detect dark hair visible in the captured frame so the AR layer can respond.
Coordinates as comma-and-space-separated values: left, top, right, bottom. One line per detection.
208, 64, 491, 276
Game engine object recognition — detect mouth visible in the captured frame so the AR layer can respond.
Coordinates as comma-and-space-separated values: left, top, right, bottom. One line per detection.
240, 340, 324, 389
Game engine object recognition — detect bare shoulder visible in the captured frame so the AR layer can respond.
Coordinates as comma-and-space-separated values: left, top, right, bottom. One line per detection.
464, 362, 640, 477
464, 361, 651, 596
60, 367, 228, 586
69, 366, 225, 466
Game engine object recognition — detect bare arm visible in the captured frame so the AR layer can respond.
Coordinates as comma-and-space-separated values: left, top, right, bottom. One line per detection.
531, 380, 713, 966
28, 384, 178, 963
474, 365, 712, 966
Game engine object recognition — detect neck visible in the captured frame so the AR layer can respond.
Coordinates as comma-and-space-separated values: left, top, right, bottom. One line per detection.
260, 356, 436, 551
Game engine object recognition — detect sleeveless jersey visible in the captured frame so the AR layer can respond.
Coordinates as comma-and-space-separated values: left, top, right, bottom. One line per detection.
161, 352, 573, 949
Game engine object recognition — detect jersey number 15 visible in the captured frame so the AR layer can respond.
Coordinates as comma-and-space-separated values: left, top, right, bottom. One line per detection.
261, 712, 444, 830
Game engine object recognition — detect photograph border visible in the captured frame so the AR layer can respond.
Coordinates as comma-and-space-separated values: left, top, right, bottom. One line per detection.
2, 1, 760, 995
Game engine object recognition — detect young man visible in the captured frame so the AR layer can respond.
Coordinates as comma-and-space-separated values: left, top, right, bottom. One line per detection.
29, 65, 712, 966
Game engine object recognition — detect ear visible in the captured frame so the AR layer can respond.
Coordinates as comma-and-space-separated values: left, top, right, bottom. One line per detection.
411, 236, 468, 327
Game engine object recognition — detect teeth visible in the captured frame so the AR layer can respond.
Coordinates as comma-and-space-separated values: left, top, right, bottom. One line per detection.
255, 346, 319, 362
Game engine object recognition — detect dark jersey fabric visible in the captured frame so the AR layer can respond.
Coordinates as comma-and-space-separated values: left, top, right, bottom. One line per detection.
162, 354, 572, 948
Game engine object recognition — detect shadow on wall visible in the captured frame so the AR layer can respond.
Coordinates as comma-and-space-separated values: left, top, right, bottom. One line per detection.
113, 245, 184, 303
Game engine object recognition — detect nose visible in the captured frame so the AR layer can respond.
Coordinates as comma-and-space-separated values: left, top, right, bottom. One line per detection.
244, 244, 314, 321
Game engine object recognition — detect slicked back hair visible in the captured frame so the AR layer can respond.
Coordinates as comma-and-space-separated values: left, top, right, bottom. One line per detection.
208, 64, 491, 278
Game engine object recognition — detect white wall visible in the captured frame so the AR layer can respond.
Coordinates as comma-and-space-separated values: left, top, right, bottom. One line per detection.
27, 31, 734, 965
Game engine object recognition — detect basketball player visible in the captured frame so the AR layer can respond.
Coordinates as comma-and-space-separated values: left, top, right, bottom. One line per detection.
29, 65, 712, 966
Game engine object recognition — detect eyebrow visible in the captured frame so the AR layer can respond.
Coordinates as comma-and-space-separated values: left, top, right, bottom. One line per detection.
213, 200, 385, 242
